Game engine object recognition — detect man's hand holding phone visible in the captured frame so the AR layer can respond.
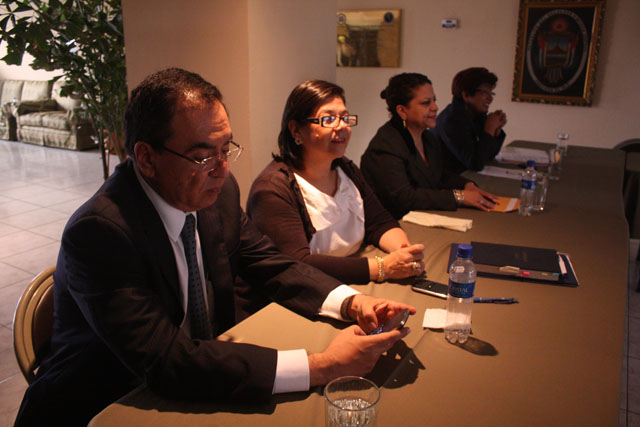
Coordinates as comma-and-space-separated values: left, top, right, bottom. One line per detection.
369, 308, 410, 335
309, 295, 414, 387
346, 294, 415, 333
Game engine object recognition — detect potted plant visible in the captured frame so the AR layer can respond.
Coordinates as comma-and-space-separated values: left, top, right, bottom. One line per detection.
0, 0, 127, 179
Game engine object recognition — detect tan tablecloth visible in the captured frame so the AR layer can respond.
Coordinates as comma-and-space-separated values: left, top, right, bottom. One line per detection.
91, 143, 628, 426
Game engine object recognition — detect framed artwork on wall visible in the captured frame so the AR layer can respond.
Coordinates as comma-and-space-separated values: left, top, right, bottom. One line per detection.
336, 9, 401, 68
512, 0, 606, 106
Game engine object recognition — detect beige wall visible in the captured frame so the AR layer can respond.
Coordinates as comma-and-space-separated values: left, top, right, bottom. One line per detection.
6, 0, 638, 188
122, 0, 252, 197
247, 1, 337, 179
122, 0, 336, 203
337, 0, 640, 164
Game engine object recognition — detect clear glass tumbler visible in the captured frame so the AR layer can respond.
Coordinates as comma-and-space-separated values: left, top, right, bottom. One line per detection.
556, 132, 569, 156
548, 147, 563, 180
324, 376, 380, 427
533, 173, 548, 212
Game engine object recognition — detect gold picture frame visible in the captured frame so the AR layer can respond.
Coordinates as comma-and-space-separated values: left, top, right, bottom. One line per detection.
336, 9, 401, 68
512, 0, 605, 106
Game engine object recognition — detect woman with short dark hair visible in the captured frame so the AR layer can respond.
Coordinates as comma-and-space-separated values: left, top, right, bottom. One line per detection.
434, 67, 507, 173
361, 73, 496, 220
247, 80, 425, 284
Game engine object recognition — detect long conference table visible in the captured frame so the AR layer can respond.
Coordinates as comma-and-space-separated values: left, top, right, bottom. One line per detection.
90, 142, 628, 426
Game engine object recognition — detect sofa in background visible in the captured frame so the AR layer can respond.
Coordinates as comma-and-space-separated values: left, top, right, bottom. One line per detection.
0, 79, 96, 150
0, 80, 36, 141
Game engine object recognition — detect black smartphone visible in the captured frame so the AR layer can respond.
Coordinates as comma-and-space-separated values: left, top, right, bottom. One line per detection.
369, 308, 410, 335
411, 277, 449, 299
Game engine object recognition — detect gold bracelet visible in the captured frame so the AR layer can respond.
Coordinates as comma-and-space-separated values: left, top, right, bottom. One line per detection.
453, 189, 464, 205
375, 256, 385, 282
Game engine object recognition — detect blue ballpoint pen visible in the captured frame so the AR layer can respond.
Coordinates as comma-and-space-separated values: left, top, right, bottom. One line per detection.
473, 297, 519, 304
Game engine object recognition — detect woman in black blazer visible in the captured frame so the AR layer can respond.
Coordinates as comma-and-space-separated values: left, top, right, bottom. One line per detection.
360, 72, 496, 220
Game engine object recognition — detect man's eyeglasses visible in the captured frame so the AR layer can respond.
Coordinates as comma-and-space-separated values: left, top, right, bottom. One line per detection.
305, 115, 358, 128
162, 141, 243, 172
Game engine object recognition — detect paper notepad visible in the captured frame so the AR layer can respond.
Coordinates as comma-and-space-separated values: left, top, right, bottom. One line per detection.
489, 196, 519, 213
495, 146, 549, 166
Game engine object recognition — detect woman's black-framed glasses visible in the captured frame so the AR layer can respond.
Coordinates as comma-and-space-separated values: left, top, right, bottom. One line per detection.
162, 140, 243, 173
305, 115, 358, 128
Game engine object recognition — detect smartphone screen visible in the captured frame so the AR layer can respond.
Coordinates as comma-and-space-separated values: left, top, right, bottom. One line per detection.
411, 277, 449, 299
369, 308, 410, 335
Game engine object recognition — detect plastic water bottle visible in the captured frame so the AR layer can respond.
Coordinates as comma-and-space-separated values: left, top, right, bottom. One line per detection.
444, 244, 476, 344
518, 160, 537, 216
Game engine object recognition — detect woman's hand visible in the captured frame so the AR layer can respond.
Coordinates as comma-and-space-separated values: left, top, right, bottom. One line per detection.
462, 182, 497, 211
383, 243, 425, 279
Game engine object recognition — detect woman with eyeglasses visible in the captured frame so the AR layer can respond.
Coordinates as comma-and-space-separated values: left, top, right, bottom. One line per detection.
360, 72, 497, 220
247, 80, 425, 284
434, 67, 507, 174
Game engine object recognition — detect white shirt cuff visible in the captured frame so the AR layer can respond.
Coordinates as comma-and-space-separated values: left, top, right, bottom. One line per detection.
272, 286, 360, 394
272, 349, 309, 394
318, 284, 360, 321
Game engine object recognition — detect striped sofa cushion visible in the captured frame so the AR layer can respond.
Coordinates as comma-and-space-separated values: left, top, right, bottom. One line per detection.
21, 80, 52, 101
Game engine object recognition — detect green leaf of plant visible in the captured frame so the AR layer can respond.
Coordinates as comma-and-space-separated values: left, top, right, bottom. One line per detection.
2, 50, 24, 65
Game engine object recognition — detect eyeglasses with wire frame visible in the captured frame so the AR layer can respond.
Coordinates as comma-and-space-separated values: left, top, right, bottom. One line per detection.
162, 140, 243, 172
304, 115, 358, 128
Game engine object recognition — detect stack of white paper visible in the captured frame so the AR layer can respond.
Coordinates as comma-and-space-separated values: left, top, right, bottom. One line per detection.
495, 146, 549, 166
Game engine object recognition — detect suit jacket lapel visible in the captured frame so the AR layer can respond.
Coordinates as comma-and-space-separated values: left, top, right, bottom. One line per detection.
413, 143, 438, 186
120, 161, 183, 311
422, 130, 451, 187
390, 121, 439, 188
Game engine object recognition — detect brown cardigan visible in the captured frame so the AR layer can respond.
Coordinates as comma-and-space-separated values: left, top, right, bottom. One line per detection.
247, 157, 399, 284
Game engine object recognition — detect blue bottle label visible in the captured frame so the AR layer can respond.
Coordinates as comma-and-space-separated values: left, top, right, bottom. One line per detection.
448, 279, 475, 298
521, 179, 536, 190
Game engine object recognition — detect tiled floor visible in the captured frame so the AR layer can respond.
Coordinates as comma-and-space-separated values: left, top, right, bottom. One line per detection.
0, 140, 114, 426
0, 139, 638, 426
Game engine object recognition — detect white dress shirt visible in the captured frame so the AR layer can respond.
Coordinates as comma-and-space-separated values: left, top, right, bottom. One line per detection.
134, 168, 359, 393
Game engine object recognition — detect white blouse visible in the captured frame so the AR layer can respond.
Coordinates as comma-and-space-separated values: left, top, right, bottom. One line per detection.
294, 167, 365, 256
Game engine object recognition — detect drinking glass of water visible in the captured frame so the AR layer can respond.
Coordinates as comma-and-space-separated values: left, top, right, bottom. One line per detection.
556, 132, 569, 156
548, 147, 563, 180
533, 173, 548, 212
324, 376, 380, 426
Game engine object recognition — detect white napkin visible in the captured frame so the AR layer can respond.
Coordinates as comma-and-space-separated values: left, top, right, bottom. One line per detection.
402, 211, 472, 232
423, 308, 447, 328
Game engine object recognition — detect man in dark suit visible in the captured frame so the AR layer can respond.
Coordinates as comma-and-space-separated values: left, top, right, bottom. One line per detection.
15, 68, 414, 426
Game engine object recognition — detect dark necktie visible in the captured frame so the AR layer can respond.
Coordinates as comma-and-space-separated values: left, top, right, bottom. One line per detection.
180, 214, 213, 340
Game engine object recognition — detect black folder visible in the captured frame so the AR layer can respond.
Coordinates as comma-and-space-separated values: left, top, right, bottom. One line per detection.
448, 242, 579, 287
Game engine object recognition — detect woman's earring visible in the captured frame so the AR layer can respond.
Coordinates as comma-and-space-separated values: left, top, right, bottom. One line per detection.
402, 119, 407, 129
295, 137, 303, 145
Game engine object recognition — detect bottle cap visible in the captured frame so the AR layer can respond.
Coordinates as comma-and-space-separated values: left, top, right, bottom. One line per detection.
526, 160, 536, 168
457, 244, 473, 259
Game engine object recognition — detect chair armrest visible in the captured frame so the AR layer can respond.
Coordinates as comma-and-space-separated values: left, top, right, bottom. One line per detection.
12, 99, 59, 116
0, 101, 15, 118
67, 107, 92, 126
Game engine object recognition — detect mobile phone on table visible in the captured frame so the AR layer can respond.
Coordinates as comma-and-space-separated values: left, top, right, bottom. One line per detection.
411, 277, 449, 299
368, 308, 410, 335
